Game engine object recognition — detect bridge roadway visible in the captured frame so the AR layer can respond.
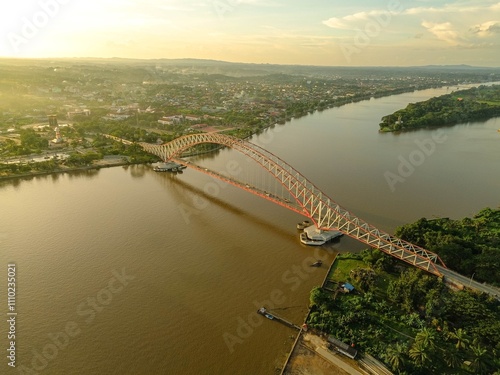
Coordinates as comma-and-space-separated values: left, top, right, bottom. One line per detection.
138, 133, 448, 275
177, 159, 500, 299
103, 133, 500, 299
438, 266, 500, 299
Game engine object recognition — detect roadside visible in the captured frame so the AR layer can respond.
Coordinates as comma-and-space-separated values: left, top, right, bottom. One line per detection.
282, 331, 366, 375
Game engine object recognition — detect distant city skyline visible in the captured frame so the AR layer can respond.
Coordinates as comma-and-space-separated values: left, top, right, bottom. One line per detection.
1, 0, 500, 66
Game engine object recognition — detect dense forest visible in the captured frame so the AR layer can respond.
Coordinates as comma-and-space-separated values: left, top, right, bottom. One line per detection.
379, 85, 500, 131
396, 208, 500, 286
307, 208, 500, 374
309, 253, 500, 374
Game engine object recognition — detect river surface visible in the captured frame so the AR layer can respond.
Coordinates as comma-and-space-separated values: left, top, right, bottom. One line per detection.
1, 85, 499, 375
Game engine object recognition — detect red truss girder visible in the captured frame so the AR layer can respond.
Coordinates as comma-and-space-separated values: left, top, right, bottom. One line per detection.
137, 133, 446, 276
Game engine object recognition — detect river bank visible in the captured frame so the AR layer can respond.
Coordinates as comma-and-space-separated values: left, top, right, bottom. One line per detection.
0, 158, 130, 181
280, 254, 369, 375
2, 83, 489, 182
2, 83, 499, 374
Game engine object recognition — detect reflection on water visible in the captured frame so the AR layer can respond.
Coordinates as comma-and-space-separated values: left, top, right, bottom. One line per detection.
0, 85, 499, 375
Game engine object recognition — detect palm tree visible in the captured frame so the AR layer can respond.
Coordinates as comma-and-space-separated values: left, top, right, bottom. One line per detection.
409, 341, 430, 367
470, 342, 489, 374
385, 343, 406, 372
443, 346, 462, 369
415, 327, 436, 350
448, 328, 469, 350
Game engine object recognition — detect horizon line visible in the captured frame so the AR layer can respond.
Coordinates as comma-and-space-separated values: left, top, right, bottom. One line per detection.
0, 56, 500, 69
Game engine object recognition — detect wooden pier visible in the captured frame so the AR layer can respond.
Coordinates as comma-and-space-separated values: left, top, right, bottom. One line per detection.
257, 307, 300, 331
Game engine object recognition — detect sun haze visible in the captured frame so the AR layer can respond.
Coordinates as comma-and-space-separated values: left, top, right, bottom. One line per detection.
1, 0, 500, 66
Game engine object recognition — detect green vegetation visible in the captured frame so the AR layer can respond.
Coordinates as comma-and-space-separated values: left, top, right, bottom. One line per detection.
395, 208, 500, 286
308, 208, 500, 373
2, 59, 500, 178
379, 85, 500, 131
327, 255, 366, 281
308, 249, 500, 374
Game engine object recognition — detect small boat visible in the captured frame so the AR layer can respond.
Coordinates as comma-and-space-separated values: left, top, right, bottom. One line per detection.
257, 307, 275, 320
297, 220, 311, 230
310, 260, 323, 267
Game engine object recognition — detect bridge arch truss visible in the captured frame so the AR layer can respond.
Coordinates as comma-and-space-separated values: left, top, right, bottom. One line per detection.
139, 133, 446, 276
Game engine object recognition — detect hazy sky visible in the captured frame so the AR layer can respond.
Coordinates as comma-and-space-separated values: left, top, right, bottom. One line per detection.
1, 0, 500, 66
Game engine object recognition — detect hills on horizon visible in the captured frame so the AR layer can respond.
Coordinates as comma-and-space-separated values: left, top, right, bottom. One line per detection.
1, 56, 499, 71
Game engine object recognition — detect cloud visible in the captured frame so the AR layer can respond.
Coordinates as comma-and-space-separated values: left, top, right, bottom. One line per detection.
233, 0, 276, 4
421, 21, 464, 45
404, 7, 442, 15
470, 21, 500, 37
493, 2, 500, 11
323, 10, 398, 30
404, 3, 496, 15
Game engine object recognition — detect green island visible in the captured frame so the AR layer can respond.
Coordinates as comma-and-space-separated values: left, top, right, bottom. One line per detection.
379, 85, 500, 132
307, 208, 500, 374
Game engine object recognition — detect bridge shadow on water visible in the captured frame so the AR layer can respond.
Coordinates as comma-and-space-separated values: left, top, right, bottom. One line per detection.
137, 165, 384, 257
149, 169, 296, 242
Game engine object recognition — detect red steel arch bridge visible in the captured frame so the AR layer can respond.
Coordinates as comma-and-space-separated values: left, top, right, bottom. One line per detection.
106, 133, 447, 276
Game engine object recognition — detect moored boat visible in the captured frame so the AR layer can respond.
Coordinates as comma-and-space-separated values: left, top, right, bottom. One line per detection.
296, 220, 311, 230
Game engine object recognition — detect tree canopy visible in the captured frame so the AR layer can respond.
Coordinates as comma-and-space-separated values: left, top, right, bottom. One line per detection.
379, 85, 500, 131
395, 208, 500, 285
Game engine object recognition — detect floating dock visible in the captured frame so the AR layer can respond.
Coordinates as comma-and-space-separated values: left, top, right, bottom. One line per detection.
257, 307, 300, 330
153, 162, 186, 172
303, 225, 343, 242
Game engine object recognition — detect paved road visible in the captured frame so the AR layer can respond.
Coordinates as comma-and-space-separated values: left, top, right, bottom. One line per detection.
358, 354, 393, 375
305, 334, 367, 375
315, 347, 366, 375
438, 266, 500, 299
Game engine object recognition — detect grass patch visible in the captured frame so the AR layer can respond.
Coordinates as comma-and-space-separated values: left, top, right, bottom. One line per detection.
477, 100, 500, 106
328, 258, 367, 283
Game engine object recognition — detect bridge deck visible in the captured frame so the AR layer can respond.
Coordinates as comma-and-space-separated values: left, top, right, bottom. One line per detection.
107, 133, 447, 278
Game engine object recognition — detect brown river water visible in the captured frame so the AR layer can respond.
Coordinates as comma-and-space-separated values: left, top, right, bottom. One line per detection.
1, 85, 499, 374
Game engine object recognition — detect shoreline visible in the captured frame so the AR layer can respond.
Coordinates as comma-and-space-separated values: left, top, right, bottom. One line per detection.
0, 82, 475, 183
279, 253, 338, 375
0, 161, 131, 182
280, 254, 374, 375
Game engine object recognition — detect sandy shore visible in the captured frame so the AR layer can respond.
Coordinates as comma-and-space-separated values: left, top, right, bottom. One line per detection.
281, 332, 353, 375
